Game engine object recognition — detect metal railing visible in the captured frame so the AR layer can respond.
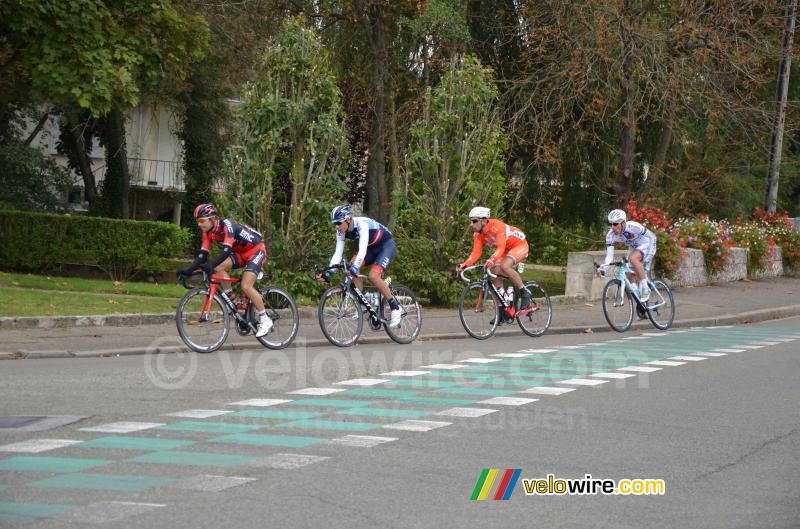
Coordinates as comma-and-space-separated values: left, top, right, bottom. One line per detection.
128, 158, 184, 190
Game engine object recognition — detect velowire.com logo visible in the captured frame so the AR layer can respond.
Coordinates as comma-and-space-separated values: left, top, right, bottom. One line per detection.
470, 469, 522, 500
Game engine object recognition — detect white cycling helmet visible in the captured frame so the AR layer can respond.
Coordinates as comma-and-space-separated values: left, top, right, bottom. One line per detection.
607, 209, 627, 223
468, 206, 490, 219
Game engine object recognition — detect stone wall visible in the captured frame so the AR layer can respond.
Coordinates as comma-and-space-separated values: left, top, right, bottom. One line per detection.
566, 246, 784, 300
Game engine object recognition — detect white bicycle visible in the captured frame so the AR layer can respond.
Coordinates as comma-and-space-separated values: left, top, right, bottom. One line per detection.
594, 258, 675, 332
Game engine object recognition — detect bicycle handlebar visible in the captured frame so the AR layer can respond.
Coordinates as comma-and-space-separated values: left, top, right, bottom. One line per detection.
458, 264, 497, 282
593, 257, 629, 269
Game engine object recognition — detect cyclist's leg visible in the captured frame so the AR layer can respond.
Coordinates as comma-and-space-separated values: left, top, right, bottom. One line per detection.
240, 246, 267, 311
215, 255, 235, 292
367, 238, 396, 301
495, 243, 528, 290
628, 249, 647, 283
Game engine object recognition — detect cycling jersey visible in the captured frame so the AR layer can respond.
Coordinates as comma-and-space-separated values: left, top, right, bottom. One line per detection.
201, 218, 263, 257
329, 216, 394, 270
462, 218, 528, 267
603, 220, 657, 266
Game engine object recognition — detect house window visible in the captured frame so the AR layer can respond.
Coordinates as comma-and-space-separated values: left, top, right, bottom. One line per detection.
49, 118, 105, 159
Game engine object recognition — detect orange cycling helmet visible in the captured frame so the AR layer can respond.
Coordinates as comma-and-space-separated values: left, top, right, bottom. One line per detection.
193, 203, 218, 219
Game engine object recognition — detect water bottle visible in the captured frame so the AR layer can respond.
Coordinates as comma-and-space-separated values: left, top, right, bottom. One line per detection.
505, 286, 514, 304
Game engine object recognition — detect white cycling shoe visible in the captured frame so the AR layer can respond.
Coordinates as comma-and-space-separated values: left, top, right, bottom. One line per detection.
256, 317, 273, 337
638, 286, 651, 303
389, 308, 402, 328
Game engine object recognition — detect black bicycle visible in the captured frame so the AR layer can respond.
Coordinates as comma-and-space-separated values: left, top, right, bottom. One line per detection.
457, 264, 552, 340
315, 262, 422, 347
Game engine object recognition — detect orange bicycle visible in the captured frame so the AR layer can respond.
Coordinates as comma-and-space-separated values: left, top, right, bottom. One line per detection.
176, 271, 299, 352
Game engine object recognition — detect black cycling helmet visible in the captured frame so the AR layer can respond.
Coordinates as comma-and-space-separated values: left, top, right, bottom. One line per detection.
193, 203, 218, 219
331, 205, 352, 224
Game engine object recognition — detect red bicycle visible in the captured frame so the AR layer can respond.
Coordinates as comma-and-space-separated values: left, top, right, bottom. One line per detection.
176, 271, 299, 352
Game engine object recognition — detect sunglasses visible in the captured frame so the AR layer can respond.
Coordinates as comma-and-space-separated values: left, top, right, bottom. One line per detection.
610, 222, 622, 226
469, 219, 482, 223
334, 221, 344, 226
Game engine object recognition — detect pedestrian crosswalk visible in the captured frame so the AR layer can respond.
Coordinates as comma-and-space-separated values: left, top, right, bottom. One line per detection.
0, 324, 798, 524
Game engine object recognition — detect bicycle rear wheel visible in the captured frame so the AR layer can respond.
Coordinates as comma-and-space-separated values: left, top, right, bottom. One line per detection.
249, 286, 299, 350
517, 281, 552, 337
601, 279, 633, 332
380, 283, 422, 344
646, 280, 675, 330
318, 285, 363, 347
458, 282, 499, 340
176, 288, 229, 353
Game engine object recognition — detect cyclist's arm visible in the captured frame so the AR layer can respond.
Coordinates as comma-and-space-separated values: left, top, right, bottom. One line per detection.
602, 230, 616, 267
328, 231, 346, 267
462, 234, 483, 267
208, 219, 235, 269
350, 219, 370, 271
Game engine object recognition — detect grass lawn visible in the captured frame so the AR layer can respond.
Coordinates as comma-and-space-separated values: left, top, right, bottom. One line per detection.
0, 271, 186, 298
521, 268, 566, 296
0, 288, 179, 317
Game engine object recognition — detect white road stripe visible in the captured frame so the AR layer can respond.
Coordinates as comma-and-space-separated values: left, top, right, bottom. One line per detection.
519, 387, 575, 396
588, 373, 636, 379
229, 399, 292, 407
383, 420, 452, 432
693, 352, 728, 357
618, 366, 662, 373
478, 397, 538, 406
457, 358, 502, 364
329, 435, 398, 447
713, 348, 746, 353
667, 356, 707, 362
334, 379, 390, 386
381, 371, 430, 377
162, 410, 231, 419
79, 422, 163, 433
517, 348, 558, 353
420, 364, 464, 370
645, 360, 686, 366
287, 388, 347, 396
254, 453, 330, 469
435, 408, 498, 418
557, 378, 608, 386
0, 439, 82, 453
491, 353, 533, 358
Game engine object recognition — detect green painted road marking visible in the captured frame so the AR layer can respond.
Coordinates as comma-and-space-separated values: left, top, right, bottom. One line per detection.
394, 396, 478, 406
0, 501, 76, 524
229, 410, 325, 420
432, 387, 516, 396
32, 473, 173, 492
340, 388, 420, 398
287, 399, 377, 408
129, 450, 256, 468
275, 419, 381, 431
337, 408, 432, 418
211, 433, 327, 448
79, 436, 195, 451
0, 456, 110, 473
382, 379, 462, 388
156, 421, 265, 433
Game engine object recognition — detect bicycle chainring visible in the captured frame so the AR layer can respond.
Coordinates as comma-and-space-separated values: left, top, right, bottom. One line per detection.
368, 311, 383, 331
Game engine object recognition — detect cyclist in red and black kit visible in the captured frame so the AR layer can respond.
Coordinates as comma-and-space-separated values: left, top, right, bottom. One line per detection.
176, 203, 272, 337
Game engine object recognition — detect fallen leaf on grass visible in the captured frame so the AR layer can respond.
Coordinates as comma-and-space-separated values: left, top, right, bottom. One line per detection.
11, 282, 20, 286
108, 299, 119, 304
113, 281, 122, 287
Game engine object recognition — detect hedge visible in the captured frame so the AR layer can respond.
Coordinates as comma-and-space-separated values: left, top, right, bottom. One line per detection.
0, 210, 191, 280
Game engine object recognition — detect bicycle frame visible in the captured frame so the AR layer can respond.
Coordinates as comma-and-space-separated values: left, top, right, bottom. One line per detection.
192, 273, 257, 332
319, 262, 387, 326
608, 260, 666, 311
460, 265, 539, 321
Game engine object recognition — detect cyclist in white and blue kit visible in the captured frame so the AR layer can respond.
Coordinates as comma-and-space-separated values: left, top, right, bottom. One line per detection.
597, 209, 657, 302
316, 205, 402, 327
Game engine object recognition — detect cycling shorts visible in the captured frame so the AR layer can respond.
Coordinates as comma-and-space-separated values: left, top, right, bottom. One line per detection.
353, 237, 397, 275
496, 241, 529, 265
230, 243, 267, 274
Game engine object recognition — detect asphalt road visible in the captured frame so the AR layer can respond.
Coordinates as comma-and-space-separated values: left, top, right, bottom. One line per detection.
1, 317, 799, 528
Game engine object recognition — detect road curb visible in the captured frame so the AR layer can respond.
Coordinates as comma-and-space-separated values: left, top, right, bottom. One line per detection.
4, 304, 798, 360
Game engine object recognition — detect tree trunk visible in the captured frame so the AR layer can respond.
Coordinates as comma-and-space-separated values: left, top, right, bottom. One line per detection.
615, 3, 637, 202
23, 110, 50, 146
60, 114, 98, 206
645, 106, 674, 194
365, 2, 387, 222
102, 105, 130, 219
387, 90, 400, 228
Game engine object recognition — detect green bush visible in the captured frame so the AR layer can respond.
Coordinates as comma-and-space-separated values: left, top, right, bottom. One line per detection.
0, 210, 191, 280
0, 141, 74, 212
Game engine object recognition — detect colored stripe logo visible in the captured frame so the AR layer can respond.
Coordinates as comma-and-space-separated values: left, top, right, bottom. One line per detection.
470, 469, 521, 500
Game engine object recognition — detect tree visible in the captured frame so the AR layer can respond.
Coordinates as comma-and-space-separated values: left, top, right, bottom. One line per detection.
399, 55, 508, 271
222, 17, 349, 266
0, 0, 209, 217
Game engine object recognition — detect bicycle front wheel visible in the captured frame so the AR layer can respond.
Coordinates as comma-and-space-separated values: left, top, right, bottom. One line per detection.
381, 283, 422, 344
517, 281, 552, 337
646, 280, 675, 330
319, 285, 363, 347
459, 282, 499, 340
602, 279, 633, 332
176, 288, 229, 353
250, 286, 299, 350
